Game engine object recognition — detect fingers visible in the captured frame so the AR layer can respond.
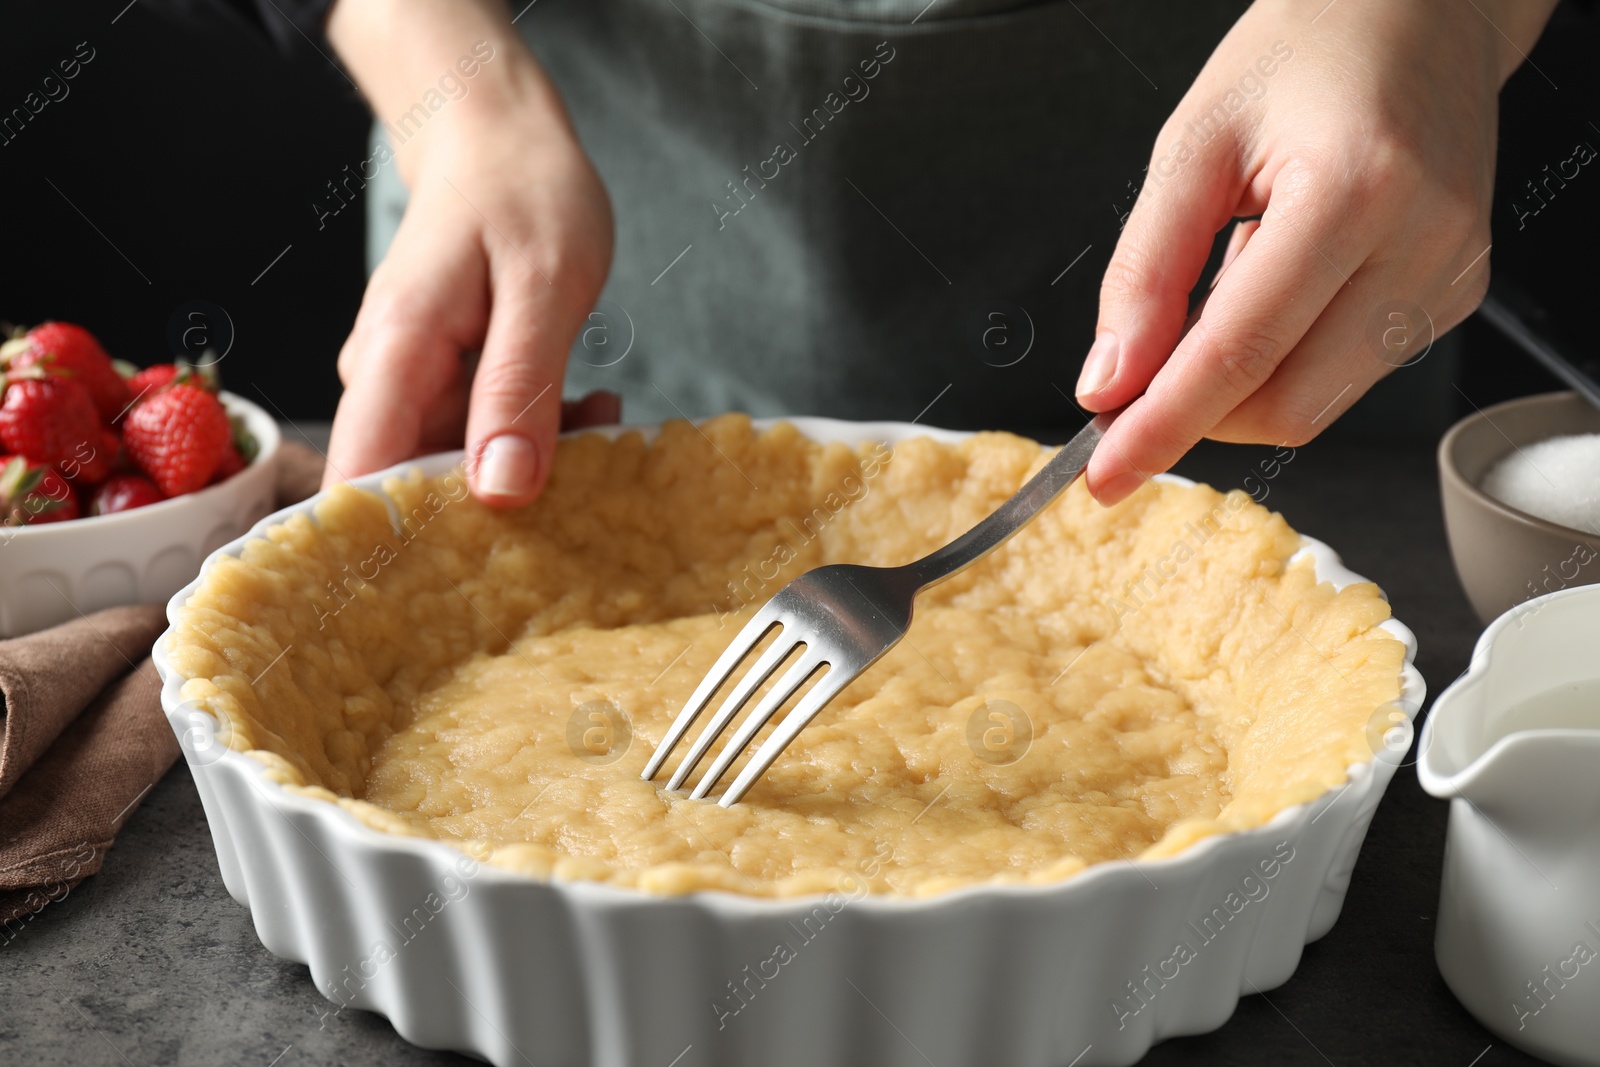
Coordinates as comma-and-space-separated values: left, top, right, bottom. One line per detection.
1171, 218, 1260, 343
1212, 235, 1488, 445
1215, 217, 1259, 280
461, 253, 585, 507
325, 158, 611, 502
415, 358, 474, 456
1087, 180, 1376, 504
324, 209, 486, 489
1077, 130, 1240, 412
1208, 262, 1393, 446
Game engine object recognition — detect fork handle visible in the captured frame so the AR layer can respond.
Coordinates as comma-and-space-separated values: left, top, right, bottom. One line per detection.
904, 411, 1114, 589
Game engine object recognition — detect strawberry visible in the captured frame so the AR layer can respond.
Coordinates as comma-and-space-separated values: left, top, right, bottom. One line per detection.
0, 374, 105, 474
50, 415, 119, 487
0, 456, 79, 525
1, 323, 131, 424
125, 363, 180, 402
90, 473, 164, 515
122, 383, 231, 496
100, 427, 122, 471
122, 360, 218, 416
211, 443, 247, 483
56, 434, 113, 486
209, 413, 258, 485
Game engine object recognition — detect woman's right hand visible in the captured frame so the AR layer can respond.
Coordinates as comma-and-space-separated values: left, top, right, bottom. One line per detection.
324, 0, 614, 506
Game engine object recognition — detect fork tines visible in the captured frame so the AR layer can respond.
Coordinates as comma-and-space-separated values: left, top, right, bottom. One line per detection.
641, 605, 839, 805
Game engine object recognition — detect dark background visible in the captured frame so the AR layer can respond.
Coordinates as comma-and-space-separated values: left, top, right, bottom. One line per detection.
0, 6, 1597, 1066
0, 0, 369, 421
0, 0, 1594, 424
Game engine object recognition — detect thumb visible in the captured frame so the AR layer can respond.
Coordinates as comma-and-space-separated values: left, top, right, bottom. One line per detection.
323, 333, 447, 490
1078, 135, 1238, 412
324, 220, 483, 490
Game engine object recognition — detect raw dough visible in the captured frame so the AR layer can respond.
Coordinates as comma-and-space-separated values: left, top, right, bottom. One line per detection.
166, 416, 1403, 897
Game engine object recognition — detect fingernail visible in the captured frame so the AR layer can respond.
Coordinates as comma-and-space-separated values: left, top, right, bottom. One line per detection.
1076, 331, 1119, 400
475, 434, 539, 499
1094, 470, 1146, 507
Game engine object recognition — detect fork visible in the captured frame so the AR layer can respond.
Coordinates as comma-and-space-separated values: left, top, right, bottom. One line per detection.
640, 413, 1112, 806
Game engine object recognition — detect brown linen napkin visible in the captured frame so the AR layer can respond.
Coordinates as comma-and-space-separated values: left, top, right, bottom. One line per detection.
0, 638, 169, 926
0, 440, 326, 928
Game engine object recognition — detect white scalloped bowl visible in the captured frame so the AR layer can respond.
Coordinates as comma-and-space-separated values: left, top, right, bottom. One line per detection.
153, 417, 1423, 1067
0, 391, 280, 637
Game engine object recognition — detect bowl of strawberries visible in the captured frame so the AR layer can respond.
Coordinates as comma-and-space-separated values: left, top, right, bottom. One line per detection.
0, 321, 280, 637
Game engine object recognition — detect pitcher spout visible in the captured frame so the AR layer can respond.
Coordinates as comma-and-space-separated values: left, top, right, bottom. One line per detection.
1426, 727, 1600, 830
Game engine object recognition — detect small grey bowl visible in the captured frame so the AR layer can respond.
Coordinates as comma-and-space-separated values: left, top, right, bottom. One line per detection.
1439, 390, 1600, 625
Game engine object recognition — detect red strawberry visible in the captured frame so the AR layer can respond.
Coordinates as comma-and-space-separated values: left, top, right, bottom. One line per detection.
56, 434, 113, 486
125, 363, 180, 403
0, 456, 79, 525
122, 361, 218, 417
50, 417, 119, 487
211, 443, 246, 483
90, 473, 164, 515
0, 374, 105, 473
100, 427, 122, 470
122, 383, 231, 497
209, 412, 258, 485
2, 323, 131, 424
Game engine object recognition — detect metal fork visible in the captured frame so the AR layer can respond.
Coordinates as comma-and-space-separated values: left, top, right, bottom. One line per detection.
641, 413, 1111, 806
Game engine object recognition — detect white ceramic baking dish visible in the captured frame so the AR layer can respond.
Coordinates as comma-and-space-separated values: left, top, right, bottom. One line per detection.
153, 417, 1424, 1067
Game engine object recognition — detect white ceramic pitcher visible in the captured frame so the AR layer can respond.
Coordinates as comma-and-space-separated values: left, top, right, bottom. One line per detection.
1419, 582, 1600, 1067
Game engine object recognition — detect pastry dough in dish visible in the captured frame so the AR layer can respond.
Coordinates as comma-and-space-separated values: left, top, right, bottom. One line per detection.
165, 415, 1403, 898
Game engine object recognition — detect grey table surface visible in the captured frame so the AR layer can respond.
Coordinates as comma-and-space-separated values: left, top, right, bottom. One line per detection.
0, 426, 1540, 1067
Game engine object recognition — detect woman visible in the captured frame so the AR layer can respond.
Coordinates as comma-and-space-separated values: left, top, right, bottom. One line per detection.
181, 0, 1556, 506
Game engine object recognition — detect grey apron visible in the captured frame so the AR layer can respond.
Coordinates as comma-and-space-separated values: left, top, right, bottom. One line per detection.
372, 0, 1380, 435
